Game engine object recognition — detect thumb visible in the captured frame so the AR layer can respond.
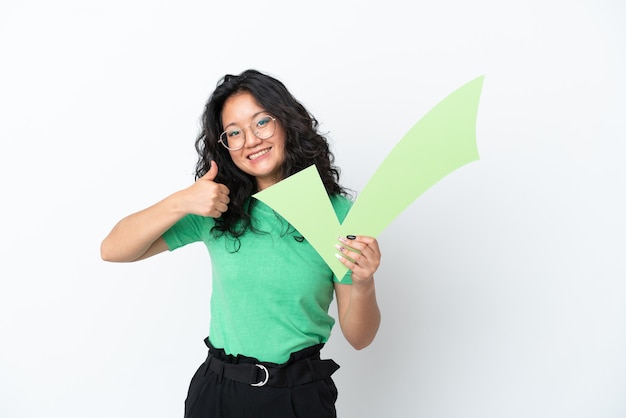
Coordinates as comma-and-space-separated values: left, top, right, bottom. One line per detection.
201, 161, 218, 181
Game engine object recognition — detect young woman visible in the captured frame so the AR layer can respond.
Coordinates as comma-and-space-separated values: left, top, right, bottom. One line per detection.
101, 69, 381, 417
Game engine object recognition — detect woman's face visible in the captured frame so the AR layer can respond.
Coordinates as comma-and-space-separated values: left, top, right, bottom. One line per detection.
221, 91, 286, 191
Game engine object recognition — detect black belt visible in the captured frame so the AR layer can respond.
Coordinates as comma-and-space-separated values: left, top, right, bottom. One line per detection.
206, 354, 340, 388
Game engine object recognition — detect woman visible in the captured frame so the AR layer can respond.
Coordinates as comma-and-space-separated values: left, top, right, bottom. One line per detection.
101, 69, 381, 417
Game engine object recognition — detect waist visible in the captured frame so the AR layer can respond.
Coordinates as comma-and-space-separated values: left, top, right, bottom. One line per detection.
203, 337, 339, 388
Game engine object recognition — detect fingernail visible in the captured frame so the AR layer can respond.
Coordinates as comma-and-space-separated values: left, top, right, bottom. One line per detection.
335, 244, 344, 252
346, 235, 356, 240
337, 236, 347, 243
334, 253, 343, 260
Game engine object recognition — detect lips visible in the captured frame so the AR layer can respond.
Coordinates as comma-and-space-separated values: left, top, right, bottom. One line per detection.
248, 147, 271, 160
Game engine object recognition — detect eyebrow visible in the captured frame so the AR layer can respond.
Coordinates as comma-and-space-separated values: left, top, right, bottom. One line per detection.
223, 111, 270, 129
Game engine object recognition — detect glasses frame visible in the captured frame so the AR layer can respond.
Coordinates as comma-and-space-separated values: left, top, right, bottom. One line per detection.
218, 115, 277, 151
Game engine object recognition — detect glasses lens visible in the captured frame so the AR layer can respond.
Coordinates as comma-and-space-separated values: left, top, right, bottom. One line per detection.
220, 129, 245, 150
253, 116, 275, 140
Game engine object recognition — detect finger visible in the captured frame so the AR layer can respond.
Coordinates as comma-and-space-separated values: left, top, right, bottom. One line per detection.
335, 251, 360, 269
342, 235, 379, 254
201, 160, 218, 181
335, 239, 362, 263
214, 201, 229, 214
346, 235, 377, 247
218, 184, 230, 196
209, 209, 223, 218
218, 193, 230, 205
208, 201, 229, 217
335, 242, 364, 265
337, 235, 368, 255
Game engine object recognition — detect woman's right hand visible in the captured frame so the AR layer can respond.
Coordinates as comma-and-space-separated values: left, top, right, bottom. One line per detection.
179, 161, 230, 218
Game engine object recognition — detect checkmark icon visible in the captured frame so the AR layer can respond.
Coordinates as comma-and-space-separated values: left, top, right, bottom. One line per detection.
254, 75, 485, 279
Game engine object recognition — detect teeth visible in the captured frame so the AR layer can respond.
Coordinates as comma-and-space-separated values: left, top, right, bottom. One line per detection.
249, 148, 270, 160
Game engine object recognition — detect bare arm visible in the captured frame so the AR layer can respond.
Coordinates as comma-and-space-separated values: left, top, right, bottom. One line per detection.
100, 162, 229, 262
334, 236, 382, 350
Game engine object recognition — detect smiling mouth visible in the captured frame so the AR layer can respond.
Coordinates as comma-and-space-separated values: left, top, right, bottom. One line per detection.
248, 147, 271, 160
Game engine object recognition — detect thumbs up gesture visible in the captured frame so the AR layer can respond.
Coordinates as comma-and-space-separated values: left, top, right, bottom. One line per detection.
181, 161, 230, 218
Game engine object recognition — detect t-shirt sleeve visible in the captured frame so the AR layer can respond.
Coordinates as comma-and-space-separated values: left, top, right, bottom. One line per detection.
334, 270, 353, 284
162, 214, 213, 250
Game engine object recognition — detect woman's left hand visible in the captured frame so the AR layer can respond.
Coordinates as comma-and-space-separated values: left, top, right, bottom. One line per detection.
335, 235, 381, 284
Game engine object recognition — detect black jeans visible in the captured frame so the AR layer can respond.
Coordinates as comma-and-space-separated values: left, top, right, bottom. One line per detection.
184, 338, 340, 418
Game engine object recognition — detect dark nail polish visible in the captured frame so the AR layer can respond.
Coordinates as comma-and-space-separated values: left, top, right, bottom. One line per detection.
346, 235, 356, 240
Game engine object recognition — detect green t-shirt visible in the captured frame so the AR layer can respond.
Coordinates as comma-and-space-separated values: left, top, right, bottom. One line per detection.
162, 195, 353, 364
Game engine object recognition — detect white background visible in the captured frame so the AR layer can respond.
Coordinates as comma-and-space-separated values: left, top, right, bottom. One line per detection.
1, 0, 625, 417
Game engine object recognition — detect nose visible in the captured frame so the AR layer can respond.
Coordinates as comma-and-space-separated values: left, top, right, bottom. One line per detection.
243, 125, 263, 147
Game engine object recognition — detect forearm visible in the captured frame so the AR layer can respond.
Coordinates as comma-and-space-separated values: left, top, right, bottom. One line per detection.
100, 191, 185, 262
339, 279, 381, 350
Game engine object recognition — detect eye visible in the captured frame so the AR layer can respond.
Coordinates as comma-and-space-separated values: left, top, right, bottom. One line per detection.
228, 129, 242, 138
256, 116, 271, 128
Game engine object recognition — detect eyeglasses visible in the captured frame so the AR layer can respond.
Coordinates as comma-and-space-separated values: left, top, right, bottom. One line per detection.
218, 115, 277, 151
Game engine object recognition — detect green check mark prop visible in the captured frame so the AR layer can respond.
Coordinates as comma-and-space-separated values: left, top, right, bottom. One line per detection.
253, 76, 484, 280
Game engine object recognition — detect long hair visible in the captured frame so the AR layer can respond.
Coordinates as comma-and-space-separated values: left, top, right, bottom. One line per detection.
194, 69, 349, 239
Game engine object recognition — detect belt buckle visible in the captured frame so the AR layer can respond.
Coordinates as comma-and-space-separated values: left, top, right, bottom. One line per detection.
250, 364, 269, 387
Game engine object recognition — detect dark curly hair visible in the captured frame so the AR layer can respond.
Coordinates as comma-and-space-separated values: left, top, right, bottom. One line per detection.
194, 69, 350, 240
